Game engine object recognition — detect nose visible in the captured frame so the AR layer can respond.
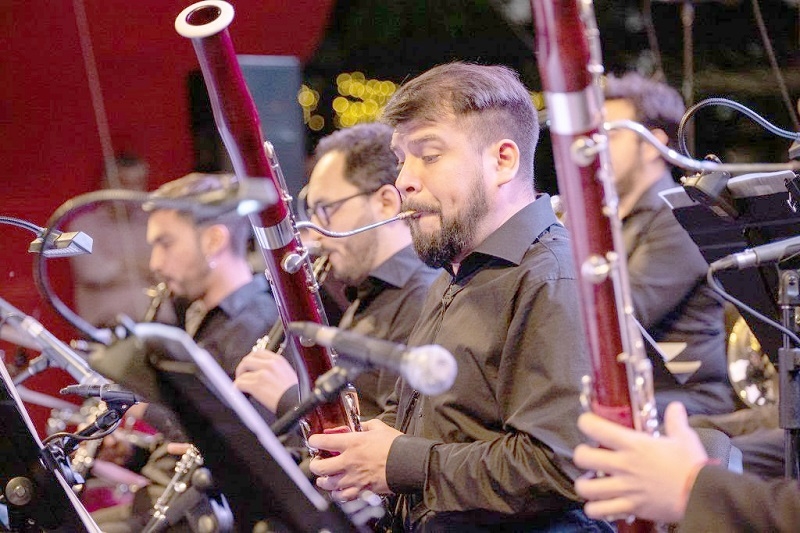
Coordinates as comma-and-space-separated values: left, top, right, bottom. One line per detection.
394, 163, 421, 199
149, 249, 163, 277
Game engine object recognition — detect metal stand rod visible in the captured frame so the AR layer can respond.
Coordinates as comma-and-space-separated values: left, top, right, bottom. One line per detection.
777, 269, 800, 479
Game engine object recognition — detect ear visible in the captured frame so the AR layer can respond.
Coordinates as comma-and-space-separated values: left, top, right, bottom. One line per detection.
490, 139, 521, 186
372, 184, 402, 217
200, 224, 230, 258
642, 128, 669, 164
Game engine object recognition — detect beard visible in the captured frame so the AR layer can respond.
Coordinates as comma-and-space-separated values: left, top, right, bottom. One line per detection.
403, 177, 489, 269
329, 212, 379, 286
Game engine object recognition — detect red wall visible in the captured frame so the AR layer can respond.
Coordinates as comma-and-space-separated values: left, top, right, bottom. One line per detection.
1, 0, 333, 433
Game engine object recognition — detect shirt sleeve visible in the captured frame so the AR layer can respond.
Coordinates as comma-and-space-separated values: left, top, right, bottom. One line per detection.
679, 464, 800, 532
387, 276, 588, 516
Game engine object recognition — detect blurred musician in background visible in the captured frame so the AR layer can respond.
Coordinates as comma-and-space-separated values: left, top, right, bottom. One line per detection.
235, 122, 438, 420
298, 62, 609, 531
68, 154, 173, 328
573, 404, 800, 532
603, 72, 738, 417
93, 172, 281, 532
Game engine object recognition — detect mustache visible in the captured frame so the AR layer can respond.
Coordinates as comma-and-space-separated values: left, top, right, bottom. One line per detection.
400, 200, 440, 216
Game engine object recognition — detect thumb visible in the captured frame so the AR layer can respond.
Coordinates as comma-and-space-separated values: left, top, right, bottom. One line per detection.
663, 402, 691, 438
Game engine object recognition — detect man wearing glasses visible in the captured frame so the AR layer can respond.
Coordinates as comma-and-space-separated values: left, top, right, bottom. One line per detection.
236, 122, 438, 420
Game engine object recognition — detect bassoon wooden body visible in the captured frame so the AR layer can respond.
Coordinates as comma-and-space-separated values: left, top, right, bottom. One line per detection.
531, 1, 658, 530
175, 1, 357, 444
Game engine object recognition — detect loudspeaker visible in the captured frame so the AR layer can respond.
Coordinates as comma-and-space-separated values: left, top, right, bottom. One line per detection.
189, 55, 307, 198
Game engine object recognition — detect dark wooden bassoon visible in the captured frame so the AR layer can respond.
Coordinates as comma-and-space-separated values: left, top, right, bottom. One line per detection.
531, 1, 658, 530
174, 0, 359, 447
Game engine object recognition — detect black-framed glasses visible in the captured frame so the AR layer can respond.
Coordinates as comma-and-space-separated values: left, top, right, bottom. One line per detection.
305, 188, 381, 227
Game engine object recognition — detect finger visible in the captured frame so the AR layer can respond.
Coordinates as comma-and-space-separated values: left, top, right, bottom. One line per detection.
308, 431, 353, 453
309, 455, 346, 478
573, 443, 623, 474
332, 487, 362, 503
315, 472, 345, 491
577, 412, 639, 451
663, 402, 690, 438
574, 472, 632, 501
166, 442, 192, 455
583, 497, 636, 521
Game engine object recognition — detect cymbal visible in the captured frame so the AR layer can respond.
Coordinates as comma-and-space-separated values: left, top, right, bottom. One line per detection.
0, 324, 41, 352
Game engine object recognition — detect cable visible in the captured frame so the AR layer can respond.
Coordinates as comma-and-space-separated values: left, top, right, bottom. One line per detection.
678, 97, 800, 159
706, 268, 800, 348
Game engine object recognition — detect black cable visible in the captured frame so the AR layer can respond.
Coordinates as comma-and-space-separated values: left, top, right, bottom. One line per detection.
678, 97, 800, 159
707, 268, 800, 348
33, 189, 152, 343
41, 418, 122, 447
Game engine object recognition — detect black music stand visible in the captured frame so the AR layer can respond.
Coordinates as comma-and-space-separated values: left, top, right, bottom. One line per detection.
661, 170, 800, 478
0, 361, 100, 532
88, 323, 366, 533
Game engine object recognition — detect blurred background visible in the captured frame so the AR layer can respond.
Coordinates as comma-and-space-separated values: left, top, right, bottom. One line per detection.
2, 0, 799, 430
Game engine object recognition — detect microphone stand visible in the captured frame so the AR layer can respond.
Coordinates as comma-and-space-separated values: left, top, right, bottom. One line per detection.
777, 268, 800, 479
271, 363, 362, 438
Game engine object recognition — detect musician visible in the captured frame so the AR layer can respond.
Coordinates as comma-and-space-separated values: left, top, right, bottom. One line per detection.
604, 72, 738, 417
573, 403, 800, 532
68, 153, 169, 328
92, 172, 281, 532
235, 122, 438, 420
303, 62, 609, 531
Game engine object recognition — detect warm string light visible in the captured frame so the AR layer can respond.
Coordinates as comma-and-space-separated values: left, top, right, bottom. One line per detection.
298, 72, 545, 132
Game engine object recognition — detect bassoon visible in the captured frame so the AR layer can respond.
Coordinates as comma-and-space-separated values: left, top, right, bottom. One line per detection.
174, 0, 359, 447
531, 1, 658, 530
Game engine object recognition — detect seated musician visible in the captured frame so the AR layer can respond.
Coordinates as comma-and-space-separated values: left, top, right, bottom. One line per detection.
240, 62, 611, 532
602, 72, 738, 417
91, 172, 281, 532
235, 122, 439, 421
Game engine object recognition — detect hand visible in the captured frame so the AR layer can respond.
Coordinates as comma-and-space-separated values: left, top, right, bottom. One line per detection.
234, 349, 298, 413
308, 419, 402, 501
573, 402, 708, 524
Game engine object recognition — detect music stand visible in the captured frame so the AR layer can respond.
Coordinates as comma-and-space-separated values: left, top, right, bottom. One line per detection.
88, 323, 365, 533
0, 359, 100, 532
661, 170, 800, 478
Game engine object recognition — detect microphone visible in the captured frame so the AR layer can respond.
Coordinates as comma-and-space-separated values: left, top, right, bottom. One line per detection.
60, 383, 142, 405
287, 322, 457, 396
0, 296, 108, 386
709, 235, 800, 271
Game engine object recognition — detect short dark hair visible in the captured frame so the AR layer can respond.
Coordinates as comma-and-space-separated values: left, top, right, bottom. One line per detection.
604, 72, 685, 148
147, 172, 252, 257
380, 62, 539, 183
313, 122, 398, 192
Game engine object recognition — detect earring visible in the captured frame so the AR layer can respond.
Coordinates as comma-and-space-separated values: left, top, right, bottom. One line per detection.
207, 257, 217, 269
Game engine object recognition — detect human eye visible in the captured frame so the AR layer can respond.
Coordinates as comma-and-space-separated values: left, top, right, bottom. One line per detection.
421, 154, 440, 164
396, 159, 405, 172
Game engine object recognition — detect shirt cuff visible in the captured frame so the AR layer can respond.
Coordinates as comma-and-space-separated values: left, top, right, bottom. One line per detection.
276, 384, 300, 418
386, 435, 436, 494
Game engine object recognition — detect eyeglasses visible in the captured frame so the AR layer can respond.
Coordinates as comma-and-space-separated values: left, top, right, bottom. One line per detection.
305, 189, 380, 227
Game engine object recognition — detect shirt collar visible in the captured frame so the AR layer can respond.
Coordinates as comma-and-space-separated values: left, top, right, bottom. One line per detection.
627, 172, 677, 217
215, 274, 269, 316
454, 194, 560, 273
345, 245, 422, 303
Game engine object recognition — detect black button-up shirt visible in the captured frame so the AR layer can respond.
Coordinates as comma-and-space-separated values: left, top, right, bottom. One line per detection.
382, 195, 593, 529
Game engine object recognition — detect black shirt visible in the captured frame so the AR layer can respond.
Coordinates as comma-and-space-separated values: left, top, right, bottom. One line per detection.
622, 174, 737, 416
344, 245, 439, 419
382, 196, 594, 529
